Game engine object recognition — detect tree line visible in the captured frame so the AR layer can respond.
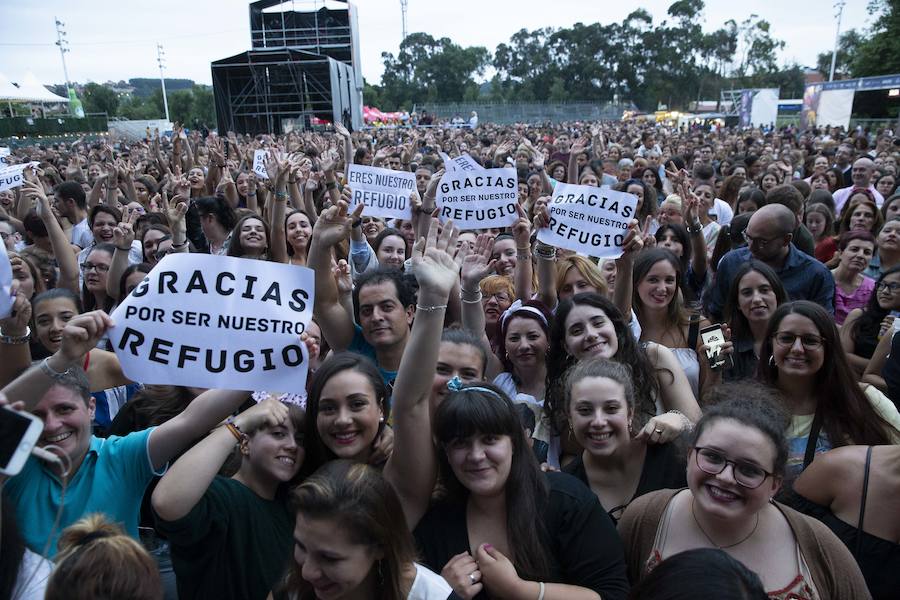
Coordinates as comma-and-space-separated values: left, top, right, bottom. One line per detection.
366, 0, 900, 112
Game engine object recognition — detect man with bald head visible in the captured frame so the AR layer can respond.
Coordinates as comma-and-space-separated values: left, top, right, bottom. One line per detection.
833, 157, 884, 214
704, 204, 835, 321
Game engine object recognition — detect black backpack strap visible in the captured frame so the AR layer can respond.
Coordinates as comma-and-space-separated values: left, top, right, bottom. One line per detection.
802, 406, 824, 469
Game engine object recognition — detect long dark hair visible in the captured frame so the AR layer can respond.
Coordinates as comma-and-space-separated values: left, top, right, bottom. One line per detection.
496, 300, 552, 376
547, 293, 660, 432
632, 248, 691, 337
433, 383, 552, 581
758, 301, 895, 447
301, 353, 388, 478
723, 261, 788, 343
117, 262, 152, 302
849, 265, 900, 352
227, 214, 271, 259
654, 223, 691, 275
628, 548, 767, 599
281, 461, 417, 600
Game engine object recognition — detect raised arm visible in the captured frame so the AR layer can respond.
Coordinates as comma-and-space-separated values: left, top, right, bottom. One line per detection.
533, 206, 558, 310
0, 284, 34, 388
460, 234, 504, 377
152, 397, 285, 521
334, 123, 354, 182
511, 204, 533, 301
647, 342, 702, 423
307, 200, 365, 352
266, 151, 290, 264
107, 211, 137, 300
613, 220, 643, 323
384, 217, 461, 530
862, 328, 892, 393
682, 191, 708, 280
22, 179, 79, 293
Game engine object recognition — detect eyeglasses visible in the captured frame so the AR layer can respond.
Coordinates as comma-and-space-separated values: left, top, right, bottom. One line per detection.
80, 262, 110, 273
877, 281, 900, 294
772, 332, 825, 350
693, 447, 773, 489
483, 292, 511, 303
741, 231, 780, 248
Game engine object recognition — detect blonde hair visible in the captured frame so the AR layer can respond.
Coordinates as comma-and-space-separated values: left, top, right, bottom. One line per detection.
480, 274, 516, 301
555, 255, 609, 296
46, 514, 162, 600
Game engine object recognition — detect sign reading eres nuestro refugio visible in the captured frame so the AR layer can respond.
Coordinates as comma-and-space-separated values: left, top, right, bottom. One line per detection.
109, 254, 313, 392
347, 164, 415, 220
537, 183, 638, 258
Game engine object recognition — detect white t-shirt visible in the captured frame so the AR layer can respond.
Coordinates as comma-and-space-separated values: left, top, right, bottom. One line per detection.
13, 548, 52, 600
408, 563, 453, 600
71, 217, 94, 249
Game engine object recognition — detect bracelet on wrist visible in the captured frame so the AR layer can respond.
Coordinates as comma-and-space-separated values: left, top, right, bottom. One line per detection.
0, 325, 30, 345
225, 416, 245, 442
532, 244, 556, 260
325, 180, 337, 190
40, 356, 74, 381
116, 245, 131, 251
666, 410, 694, 433
275, 190, 288, 200
416, 303, 448, 312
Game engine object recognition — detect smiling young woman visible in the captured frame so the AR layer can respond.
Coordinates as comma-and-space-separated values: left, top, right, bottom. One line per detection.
618, 384, 871, 599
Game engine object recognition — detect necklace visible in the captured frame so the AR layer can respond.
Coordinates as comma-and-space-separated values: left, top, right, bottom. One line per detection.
691, 498, 759, 549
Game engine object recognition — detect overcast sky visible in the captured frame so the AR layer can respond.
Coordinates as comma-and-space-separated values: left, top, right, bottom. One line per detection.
0, 0, 873, 89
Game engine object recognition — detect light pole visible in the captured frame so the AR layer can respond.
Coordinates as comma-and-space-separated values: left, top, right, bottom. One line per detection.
829, 0, 846, 82
54, 17, 71, 92
157, 43, 171, 122
400, 0, 408, 41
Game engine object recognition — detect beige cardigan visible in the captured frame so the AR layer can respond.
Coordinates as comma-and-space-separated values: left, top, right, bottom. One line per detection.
617, 489, 872, 600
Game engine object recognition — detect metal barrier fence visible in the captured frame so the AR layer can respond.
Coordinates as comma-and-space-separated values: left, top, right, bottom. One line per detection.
415, 102, 632, 125
0, 114, 108, 138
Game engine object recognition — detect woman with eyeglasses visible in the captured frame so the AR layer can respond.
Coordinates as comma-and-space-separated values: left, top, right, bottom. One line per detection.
841, 266, 900, 379
618, 384, 870, 598
757, 301, 900, 482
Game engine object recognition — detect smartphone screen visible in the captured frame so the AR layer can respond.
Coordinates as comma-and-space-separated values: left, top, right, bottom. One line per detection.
0, 408, 33, 470
699, 325, 726, 369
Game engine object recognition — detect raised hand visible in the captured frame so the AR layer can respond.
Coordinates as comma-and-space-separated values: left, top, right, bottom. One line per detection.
265, 150, 289, 185
333, 122, 351, 139
59, 311, 114, 363
511, 204, 531, 249
113, 210, 137, 249
461, 233, 497, 290
412, 217, 460, 298
165, 193, 188, 226
332, 258, 353, 296
233, 396, 290, 435
312, 200, 364, 249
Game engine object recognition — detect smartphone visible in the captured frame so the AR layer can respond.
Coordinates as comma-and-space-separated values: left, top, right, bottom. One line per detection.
0, 406, 44, 477
699, 324, 727, 370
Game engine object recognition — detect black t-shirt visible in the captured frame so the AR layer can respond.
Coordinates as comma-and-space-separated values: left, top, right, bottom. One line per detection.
882, 332, 900, 407
563, 442, 686, 523
413, 471, 629, 600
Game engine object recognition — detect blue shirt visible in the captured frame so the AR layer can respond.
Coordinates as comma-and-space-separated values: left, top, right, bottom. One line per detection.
705, 244, 835, 321
5, 428, 164, 556
348, 324, 398, 398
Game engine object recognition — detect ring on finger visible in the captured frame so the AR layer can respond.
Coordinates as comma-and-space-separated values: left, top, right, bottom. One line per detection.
468, 571, 478, 584
655, 428, 664, 434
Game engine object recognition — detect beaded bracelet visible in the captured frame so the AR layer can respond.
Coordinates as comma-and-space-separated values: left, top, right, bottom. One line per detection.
416, 304, 448, 312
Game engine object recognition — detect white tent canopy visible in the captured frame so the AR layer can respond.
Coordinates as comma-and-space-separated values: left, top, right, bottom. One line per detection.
0, 72, 68, 103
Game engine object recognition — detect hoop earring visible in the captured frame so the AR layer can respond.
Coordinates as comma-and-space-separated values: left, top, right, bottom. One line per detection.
768, 355, 775, 367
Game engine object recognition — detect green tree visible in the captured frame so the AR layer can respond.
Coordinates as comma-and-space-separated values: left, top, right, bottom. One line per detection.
816, 29, 863, 79
167, 90, 194, 125
850, 0, 900, 76
191, 85, 216, 126
81, 82, 119, 116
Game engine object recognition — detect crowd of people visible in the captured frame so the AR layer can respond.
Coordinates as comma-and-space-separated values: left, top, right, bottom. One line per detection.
0, 117, 899, 600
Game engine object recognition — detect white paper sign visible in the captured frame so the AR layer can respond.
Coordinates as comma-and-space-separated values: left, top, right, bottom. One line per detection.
346, 164, 414, 220
0, 241, 13, 319
0, 148, 9, 165
439, 151, 484, 173
252, 149, 269, 179
436, 168, 519, 230
109, 254, 314, 392
537, 183, 637, 258
0, 162, 38, 192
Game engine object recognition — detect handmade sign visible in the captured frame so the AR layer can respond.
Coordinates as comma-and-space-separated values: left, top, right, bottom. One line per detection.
109, 254, 313, 392
436, 168, 518, 230
347, 164, 414, 219
439, 151, 484, 173
252, 149, 269, 179
537, 182, 637, 257
0, 162, 38, 192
